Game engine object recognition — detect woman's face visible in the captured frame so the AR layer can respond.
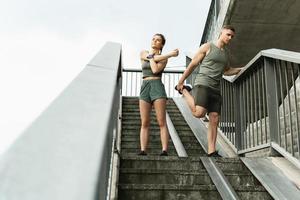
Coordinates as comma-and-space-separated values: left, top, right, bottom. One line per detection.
151, 35, 164, 50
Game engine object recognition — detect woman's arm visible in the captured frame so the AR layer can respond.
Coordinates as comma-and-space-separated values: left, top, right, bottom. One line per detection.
149, 58, 168, 74
140, 50, 150, 62
152, 49, 179, 62
140, 50, 167, 74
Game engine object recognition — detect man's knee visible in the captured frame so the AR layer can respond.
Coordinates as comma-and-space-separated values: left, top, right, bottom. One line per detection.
192, 106, 206, 118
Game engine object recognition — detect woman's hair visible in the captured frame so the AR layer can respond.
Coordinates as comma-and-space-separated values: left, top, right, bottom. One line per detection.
154, 33, 166, 51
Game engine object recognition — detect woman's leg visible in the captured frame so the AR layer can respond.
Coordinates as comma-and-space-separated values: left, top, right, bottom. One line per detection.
153, 98, 169, 152
139, 100, 152, 152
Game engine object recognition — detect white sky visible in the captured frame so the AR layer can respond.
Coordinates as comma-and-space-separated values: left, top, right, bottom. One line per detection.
0, 0, 211, 155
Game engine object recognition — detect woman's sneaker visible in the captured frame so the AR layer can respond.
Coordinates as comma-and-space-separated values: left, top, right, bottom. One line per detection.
138, 150, 147, 156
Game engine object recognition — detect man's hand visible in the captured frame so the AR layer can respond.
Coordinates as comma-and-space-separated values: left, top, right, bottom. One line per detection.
175, 82, 184, 93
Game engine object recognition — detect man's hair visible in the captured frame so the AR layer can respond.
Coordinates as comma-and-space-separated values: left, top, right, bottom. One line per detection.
222, 25, 235, 33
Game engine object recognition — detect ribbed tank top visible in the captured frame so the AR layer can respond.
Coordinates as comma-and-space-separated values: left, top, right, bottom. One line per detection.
141, 60, 162, 78
194, 42, 229, 91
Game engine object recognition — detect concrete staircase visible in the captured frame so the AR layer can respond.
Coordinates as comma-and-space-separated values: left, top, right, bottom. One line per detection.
117, 97, 273, 200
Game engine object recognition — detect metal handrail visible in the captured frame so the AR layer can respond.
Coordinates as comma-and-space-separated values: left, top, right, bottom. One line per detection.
227, 49, 300, 83
218, 48, 300, 162
0, 42, 123, 199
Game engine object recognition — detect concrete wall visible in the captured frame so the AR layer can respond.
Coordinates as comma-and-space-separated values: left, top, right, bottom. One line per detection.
0, 42, 122, 200
201, 0, 300, 66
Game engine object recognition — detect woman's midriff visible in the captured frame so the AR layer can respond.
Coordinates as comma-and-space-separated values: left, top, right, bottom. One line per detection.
143, 76, 161, 80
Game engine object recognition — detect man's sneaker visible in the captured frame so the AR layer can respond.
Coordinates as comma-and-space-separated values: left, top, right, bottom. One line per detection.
160, 150, 168, 156
203, 115, 209, 122
175, 85, 192, 95
208, 151, 221, 157
138, 150, 147, 156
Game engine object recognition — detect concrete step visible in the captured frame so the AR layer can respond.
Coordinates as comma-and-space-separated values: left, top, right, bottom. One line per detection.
122, 124, 192, 131
121, 139, 173, 145
122, 120, 191, 127
121, 147, 204, 156
119, 168, 212, 185
122, 112, 185, 118
121, 115, 186, 122
213, 158, 273, 199
122, 129, 196, 136
120, 156, 205, 171
122, 104, 179, 110
121, 148, 178, 156
118, 183, 271, 200
121, 141, 202, 150
214, 158, 250, 172
122, 107, 180, 113
118, 184, 221, 200
121, 135, 200, 144
121, 142, 175, 149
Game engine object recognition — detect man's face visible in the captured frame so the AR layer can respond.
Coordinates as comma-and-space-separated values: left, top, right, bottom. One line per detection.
221, 29, 235, 44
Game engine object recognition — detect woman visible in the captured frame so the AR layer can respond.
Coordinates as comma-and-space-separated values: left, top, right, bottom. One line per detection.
138, 33, 179, 156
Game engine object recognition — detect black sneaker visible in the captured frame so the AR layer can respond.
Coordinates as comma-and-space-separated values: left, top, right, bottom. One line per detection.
208, 151, 221, 157
203, 115, 209, 122
175, 85, 192, 95
138, 150, 147, 156
160, 150, 168, 156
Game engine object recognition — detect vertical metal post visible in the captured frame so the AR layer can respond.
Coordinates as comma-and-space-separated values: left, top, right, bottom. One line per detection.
234, 82, 242, 150
264, 57, 279, 143
284, 61, 294, 155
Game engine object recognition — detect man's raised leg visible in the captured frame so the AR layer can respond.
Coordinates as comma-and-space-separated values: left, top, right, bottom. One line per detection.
182, 89, 206, 118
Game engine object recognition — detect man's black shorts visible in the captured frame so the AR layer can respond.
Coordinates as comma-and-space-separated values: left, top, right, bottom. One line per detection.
192, 85, 222, 114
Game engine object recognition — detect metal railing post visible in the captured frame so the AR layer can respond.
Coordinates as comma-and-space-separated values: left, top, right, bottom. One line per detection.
264, 57, 279, 143
234, 83, 242, 151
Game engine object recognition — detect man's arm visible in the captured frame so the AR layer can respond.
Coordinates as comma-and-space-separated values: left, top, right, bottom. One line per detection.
176, 43, 210, 90
223, 67, 243, 76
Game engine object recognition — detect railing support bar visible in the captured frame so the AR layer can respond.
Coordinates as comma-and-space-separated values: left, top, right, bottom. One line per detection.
264, 57, 279, 143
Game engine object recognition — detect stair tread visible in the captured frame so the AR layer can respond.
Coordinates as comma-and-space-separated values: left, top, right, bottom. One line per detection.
120, 168, 207, 174
118, 183, 217, 190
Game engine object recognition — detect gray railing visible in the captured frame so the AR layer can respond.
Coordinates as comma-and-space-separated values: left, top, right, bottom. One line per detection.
122, 68, 187, 97
220, 49, 300, 162
0, 42, 122, 200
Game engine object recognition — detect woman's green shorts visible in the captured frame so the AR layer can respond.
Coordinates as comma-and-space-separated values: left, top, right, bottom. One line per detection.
139, 79, 167, 103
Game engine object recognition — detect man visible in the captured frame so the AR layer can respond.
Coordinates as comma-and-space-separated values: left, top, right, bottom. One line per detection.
176, 25, 243, 157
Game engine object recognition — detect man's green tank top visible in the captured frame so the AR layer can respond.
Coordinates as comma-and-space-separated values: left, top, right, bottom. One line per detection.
141, 60, 162, 78
194, 42, 229, 92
